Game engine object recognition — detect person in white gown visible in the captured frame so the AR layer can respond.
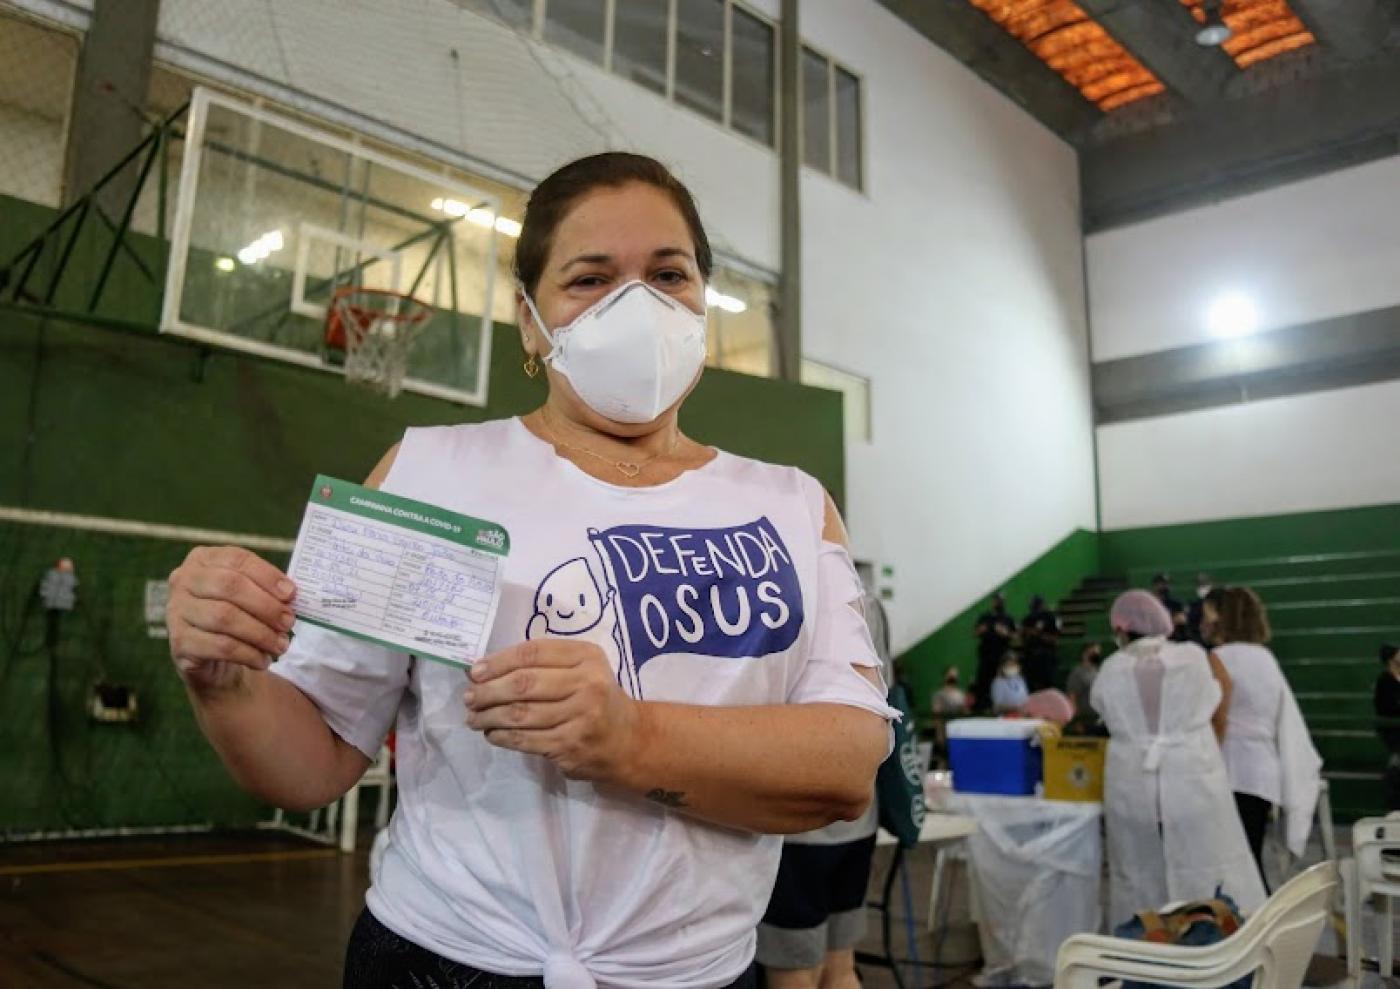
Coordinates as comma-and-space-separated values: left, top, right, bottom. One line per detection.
1092, 590, 1267, 926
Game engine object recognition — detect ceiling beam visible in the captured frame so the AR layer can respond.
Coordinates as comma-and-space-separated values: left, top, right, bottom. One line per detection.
1077, 0, 1235, 106
1290, 0, 1397, 61
1082, 55, 1400, 231
874, 0, 1101, 143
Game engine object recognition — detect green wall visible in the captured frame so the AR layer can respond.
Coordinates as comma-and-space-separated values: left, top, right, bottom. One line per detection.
897, 528, 1101, 717
0, 194, 846, 832
1101, 503, 1400, 579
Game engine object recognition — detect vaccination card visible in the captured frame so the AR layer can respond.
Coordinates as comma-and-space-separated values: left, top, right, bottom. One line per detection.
286, 475, 510, 668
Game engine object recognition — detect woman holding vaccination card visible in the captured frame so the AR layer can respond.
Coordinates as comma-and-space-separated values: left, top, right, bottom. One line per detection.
166, 152, 896, 989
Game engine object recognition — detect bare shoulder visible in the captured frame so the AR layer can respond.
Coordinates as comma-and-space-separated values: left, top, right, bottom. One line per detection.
364, 442, 401, 490
821, 490, 849, 547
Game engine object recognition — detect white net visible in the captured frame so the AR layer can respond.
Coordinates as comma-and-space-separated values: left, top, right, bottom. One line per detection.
330, 287, 433, 397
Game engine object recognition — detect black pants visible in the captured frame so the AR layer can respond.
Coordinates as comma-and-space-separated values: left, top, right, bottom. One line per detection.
345, 908, 760, 988
1385, 755, 1400, 812
1233, 791, 1272, 893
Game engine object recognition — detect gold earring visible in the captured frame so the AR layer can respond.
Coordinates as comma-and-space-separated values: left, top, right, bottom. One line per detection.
524, 353, 539, 378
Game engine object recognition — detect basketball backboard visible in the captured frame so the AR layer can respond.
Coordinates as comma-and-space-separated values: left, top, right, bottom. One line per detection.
161, 87, 505, 405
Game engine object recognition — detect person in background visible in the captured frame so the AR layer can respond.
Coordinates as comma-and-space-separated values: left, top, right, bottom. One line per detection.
930, 666, 968, 761
1373, 643, 1400, 810
1092, 591, 1264, 925
1201, 586, 1322, 889
990, 653, 1029, 714
757, 593, 894, 989
1152, 573, 1189, 642
1021, 594, 1062, 693
932, 667, 968, 718
972, 593, 1017, 712
1066, 641, 1103, 719
1186, 573, 1214, 645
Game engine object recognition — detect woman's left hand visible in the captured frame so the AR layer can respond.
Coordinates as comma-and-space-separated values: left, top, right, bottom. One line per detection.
465, 639, 641, 783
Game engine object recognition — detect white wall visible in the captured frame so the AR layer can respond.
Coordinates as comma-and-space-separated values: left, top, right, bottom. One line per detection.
1088, 155, 1400, 530
1098, 379, 1400, 529
1087, 155, 1400, 362
28, 0, 1097, 651
796, 2, 1095, 648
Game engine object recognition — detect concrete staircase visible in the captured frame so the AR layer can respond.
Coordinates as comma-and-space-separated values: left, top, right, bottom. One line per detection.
1053, 551, 1400, 822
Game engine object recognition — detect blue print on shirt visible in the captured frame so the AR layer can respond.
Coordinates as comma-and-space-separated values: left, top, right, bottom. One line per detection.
525, 518, 804, 699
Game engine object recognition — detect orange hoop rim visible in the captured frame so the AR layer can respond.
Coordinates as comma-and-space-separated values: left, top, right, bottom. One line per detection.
328, 285, 433, 327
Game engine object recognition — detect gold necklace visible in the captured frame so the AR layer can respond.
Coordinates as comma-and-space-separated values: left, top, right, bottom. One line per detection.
540, 407, 680, 479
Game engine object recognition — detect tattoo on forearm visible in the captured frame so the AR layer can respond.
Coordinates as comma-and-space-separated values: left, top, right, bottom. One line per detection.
644, 788, 687, 808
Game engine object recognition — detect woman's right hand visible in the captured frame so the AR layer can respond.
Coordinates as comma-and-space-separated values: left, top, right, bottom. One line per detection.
167, 546, 298, 692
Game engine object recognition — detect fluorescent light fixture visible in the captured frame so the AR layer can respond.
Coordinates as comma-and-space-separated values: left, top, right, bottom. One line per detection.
1195, 1, 1232, 46
214, 256, 236, 272
236, 229, 285, 266
705, 286, 748, 314
431, 198, 520, 238
1196, 21, 1232, 45
1206, 292, 1260, 338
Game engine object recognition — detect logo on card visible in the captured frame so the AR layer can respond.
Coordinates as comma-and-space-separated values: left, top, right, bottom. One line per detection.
525, 517, 804, 699
475, 528, 506, 551
319, 484, 333, 501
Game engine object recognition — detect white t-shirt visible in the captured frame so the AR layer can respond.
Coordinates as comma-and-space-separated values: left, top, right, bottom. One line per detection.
272, 418, 896, 989
1214, 641, 1289, 804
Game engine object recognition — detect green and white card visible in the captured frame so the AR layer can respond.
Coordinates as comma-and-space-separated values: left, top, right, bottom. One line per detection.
286, 475, 511, 668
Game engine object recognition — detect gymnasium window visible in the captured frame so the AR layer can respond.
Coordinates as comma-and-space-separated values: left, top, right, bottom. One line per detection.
460, 0, 534, 31
543, 0, 608, 64
800, 359, 872, 442
705, 266, 777, 379
674, 0, 726, 124
801, 46, 863, 191
470, 1, 785, 152
612, 0, 669, 96
729, 6, 776, 146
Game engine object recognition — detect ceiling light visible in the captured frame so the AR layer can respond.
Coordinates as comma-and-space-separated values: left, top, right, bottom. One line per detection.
431, 198, 521, 238
235, 229, 284, 266
214, 256, 236, 272
1195, 2, 1232, 46
1206, 292, 1260, 338
705, 286, 748, 314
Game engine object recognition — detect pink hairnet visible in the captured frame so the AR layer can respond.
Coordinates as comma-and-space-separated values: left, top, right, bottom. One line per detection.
1109, 589, 1174, 637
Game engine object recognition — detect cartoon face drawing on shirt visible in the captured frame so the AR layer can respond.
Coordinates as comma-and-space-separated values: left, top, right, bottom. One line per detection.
528, 557, 614, 637
526, 556, 634, 696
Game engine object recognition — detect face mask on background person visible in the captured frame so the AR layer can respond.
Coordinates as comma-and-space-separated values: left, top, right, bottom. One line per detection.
524, 280, 707, 424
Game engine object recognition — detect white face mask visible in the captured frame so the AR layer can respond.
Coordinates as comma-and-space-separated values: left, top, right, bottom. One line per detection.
524, 280, 707, 424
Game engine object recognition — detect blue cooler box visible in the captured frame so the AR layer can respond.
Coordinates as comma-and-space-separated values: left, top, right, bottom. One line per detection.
947, 718, 1044, 796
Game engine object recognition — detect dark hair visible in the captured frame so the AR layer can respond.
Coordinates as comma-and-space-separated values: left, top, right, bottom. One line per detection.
1382, 643, 1399, 666
1206, 586, 1272, 645
514, 152, 714, 297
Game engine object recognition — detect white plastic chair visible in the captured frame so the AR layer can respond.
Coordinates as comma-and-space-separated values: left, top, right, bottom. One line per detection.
1346, 816, 1400, 984
1054, 860, 1337, 989
337, 744, 395, 853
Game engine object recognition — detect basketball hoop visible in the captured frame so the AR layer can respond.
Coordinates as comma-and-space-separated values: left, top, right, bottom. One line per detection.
324, 286, 432, 397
